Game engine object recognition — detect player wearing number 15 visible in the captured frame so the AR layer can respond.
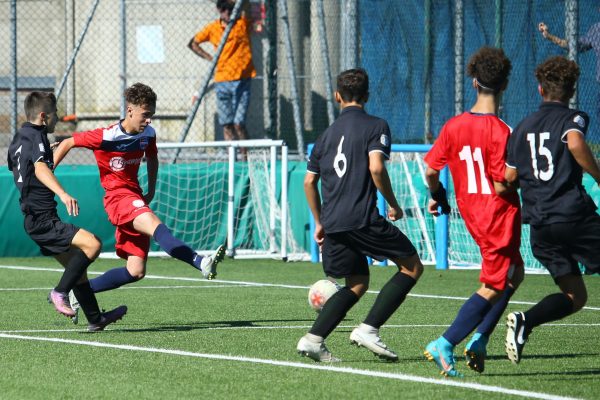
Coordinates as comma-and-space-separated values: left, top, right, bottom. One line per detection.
297, 68, 424, 362
504, 56, 600, 364
423, 47, 524, 377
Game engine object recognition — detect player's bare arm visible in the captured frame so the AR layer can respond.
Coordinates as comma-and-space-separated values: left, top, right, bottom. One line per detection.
425, 166, 443, 216
369, 152, 403, 221
304, 172, 324, 245
144, 155, 159, 204
538, 22, 568, 48
567, 130, 600, 185
34, 161, 79, 216
188, 39, 213, 61
504, 165, 519, 188
53, 137, 76, 168
493, 178, 517, 196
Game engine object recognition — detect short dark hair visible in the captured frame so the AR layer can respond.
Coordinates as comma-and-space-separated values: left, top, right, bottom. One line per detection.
24, 91, 56, 121
217, 0, 234, 12
124, 82, 157, 107
336, 68, 369, 103
467, 47, 512, 94
535, 56, 579, 102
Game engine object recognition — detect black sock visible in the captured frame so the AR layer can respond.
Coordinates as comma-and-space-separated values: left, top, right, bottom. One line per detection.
524, 293, 574, 333
55, 249, 93, 293
309, 287, 359, 339
363, 272, 416, 329
73, 281, 102, 324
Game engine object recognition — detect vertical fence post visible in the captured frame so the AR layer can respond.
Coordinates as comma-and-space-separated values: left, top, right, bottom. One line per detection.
316, 0, 335, 125
340, 0, 358, 70
495, 0, 503, 48
120, 0, 127, 118
424, 0, 432, 142
566, 0, 579, 108
454, 0, 464, 116
277, 0, 305, 158
281, 143, 289, 261
10, 0, 17, 138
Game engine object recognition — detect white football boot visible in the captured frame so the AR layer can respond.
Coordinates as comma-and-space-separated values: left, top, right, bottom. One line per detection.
350, 324, 398, 361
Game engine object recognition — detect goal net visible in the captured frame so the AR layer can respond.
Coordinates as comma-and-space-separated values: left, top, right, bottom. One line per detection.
139, 140, 308, 261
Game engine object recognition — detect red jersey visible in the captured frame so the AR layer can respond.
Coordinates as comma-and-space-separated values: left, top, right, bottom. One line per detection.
72, 122, 157, 196
425, 112, 520, 251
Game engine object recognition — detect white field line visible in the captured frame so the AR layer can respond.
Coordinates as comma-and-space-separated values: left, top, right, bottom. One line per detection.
1, 322, 599, 335
0, 285, 244, 291
0, 333, 581, 400
1, 265, 599, 311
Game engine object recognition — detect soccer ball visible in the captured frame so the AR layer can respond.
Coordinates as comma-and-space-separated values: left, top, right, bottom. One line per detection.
308, 279, 340, 312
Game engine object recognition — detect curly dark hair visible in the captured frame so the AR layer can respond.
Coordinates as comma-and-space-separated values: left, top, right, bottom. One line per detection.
124, 82, 157, 107
467, 47, 512, 94
535, 56, 579, 102
336, 68, 369, 103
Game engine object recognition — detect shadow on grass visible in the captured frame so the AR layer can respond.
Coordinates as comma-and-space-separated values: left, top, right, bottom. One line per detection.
111, 318, 323, 333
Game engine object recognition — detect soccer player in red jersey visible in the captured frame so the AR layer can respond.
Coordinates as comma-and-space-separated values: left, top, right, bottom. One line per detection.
53, 83, 225, 303
423, 47, 524, 377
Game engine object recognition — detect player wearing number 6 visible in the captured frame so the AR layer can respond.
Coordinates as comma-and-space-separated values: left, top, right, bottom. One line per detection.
297, 68, 424, 362
423, 47, 524, 377
504, 56, 600, 364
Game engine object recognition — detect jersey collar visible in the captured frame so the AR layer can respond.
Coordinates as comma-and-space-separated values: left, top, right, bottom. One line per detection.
340, 105, 365, 115
22, 122, 48, 134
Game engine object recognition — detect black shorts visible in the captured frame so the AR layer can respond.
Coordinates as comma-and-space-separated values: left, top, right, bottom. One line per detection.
24, 212, 79, 256
530, 213, 600, 280
322, 215, 417, 278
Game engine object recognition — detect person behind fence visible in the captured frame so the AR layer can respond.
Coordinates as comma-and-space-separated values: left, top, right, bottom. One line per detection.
52, 83, 225, 319
538, 18, 600, 117
504, 56, 600, 364
188, 0, 255, 149
423, 47, 524, 377
7, 91, 127, 331
297, 68, 424, 363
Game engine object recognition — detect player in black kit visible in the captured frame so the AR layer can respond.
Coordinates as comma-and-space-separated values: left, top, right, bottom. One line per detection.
504, 56, 600, 363
7, 91, 127, 331
297, 69, 424, 362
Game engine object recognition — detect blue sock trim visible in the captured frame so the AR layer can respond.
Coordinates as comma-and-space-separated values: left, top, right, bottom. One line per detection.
443, 293, 491, 346
153, 223, 198, 268
89, 267, 136, 293
477, 286, 515, 336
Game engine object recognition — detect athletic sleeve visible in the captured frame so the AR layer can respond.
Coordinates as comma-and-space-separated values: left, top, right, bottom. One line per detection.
145, 136, 158, 158
488, 121, 511, 182
307, 138, 322, 175
424, 125, 448, 170
561, 111, 589, 142
72, 128, 104, 150
29, 131, 47, 164
505, 128, 518, 169
367, 120, 391, 159
193, 22, 213, 44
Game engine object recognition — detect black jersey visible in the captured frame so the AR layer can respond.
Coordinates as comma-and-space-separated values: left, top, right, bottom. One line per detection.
307, 106, 391, 233
7, 122, 57, 215
506, 102, 596, 225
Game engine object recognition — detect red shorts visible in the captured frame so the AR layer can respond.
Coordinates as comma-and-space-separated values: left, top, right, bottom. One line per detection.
104, 191, 153, 259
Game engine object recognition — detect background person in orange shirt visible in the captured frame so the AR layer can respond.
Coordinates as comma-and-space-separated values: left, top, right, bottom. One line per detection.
189, 0, 256, 149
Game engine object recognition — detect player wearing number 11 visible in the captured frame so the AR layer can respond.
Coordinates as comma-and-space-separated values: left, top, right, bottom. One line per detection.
423, 47, 524, 377
504, 56, 600, 364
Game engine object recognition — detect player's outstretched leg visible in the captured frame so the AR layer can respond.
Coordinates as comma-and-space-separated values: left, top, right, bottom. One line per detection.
424, 337, 463, 378
349, 323, 398, 362
297, 334, 340, 362
464, 332, 488, 373
88, 305, 128, 332
199, 245, 226, 280
505, 311, 528, 364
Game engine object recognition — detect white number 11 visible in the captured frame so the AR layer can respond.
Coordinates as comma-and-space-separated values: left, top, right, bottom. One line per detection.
459, 145, 491, 194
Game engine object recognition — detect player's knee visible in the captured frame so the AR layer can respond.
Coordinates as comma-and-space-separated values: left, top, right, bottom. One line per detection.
570, 291, 587, 312
129, 270, 145, 281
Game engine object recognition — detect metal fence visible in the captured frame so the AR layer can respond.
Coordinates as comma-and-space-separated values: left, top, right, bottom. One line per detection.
1, 0, 599, 165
